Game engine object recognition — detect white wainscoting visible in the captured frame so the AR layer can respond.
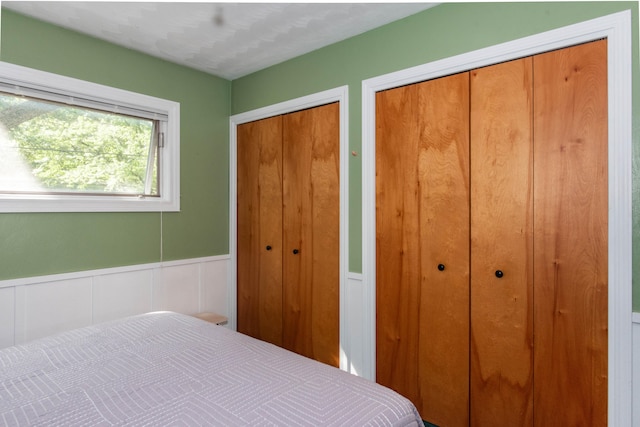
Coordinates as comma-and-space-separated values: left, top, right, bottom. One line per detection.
342, 273, 369, 377
0, 255, 229, 348
633, 312, 640, 427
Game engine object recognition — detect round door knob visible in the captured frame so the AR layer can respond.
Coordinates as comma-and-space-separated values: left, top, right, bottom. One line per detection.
437, 264, 445, 271
292, 249, 299, 255
266, 245, 272, 251
495, 270, 504, 278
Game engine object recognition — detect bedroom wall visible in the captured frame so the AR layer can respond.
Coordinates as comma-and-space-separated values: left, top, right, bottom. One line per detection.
0, 9, 231, 280
231, 1, 640, 312
231, 6, 640, 415
0, 3, 638, 420
2, 3, 637, 309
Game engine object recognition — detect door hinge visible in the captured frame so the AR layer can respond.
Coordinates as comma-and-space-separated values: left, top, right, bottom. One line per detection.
158, 132, 165, 148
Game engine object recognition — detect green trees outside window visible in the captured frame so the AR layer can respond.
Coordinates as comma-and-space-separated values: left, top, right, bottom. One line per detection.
0, 92, 158, 195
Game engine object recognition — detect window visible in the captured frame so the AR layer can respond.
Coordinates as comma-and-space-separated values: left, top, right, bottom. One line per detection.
0, 61, 180, 212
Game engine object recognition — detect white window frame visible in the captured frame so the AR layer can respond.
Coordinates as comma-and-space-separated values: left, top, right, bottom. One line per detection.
0, 61, 180, 212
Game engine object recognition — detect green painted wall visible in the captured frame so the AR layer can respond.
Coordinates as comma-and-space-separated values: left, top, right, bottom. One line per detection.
232, 1, 640, 311
1, 3, 639, 312
0, 10, 231, 279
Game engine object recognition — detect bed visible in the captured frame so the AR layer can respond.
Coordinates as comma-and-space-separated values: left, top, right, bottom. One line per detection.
0, 311, 422, 426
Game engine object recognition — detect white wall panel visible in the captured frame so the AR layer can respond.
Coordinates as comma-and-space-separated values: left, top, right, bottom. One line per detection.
344, 274, 366, 377
152, 262, 200, 314
93, 269, 153, 324
14, 278, 93, 344
0, 287, 15, 348
0, 256, 230, 349
200, 259, 228, 317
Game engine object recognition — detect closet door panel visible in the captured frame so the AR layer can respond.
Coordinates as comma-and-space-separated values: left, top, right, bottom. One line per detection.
376, 85, 422, 405
416, 73, 470, 427
282, 102, 340, 367
533, 40, 608, 427
237, 116, 284, 346
376, 74, 470, 425
470, 57, 534, 426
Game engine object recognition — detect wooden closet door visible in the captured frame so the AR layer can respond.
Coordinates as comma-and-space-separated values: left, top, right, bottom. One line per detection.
533, 40, 608, 426
237, 116, 283, 347
417, 73, 471, 426
376, 84, 422, 406
376, 73, 470, 425
282, 102, 340, 367
470, 57, 534, 426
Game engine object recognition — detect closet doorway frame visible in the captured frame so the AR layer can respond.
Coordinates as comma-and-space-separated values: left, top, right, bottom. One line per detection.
229, 86, 350, 370
362, 11, 632, 426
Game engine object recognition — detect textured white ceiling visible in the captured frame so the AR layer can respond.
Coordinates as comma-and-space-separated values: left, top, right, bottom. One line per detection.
2, 2, 437, 80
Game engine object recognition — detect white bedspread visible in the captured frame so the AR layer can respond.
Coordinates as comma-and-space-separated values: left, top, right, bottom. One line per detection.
0, 312, 422, 426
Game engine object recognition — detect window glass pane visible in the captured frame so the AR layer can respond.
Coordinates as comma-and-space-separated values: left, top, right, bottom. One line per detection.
0, 92, 158, 195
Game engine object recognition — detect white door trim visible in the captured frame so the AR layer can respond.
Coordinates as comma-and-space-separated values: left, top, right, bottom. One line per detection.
229, 86, 350, 371
362, 11, 632, 426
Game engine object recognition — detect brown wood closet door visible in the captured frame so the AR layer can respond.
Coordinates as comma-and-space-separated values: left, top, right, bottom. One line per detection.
470, 57, 534, 426
533, 40, 608, 426
237, 116, 284, 347
282, 102, 340, 367
376, 73, 470, 425
376, 84, 422, 407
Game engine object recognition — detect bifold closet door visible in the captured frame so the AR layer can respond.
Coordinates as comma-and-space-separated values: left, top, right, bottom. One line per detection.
237, 116, 284, 347
237, 103, 340, 368
532, 40, 608, 426
470, 57, 534, 426
282, 102, 340, 367
376, 39, 608, 426
376, 73, 470, 426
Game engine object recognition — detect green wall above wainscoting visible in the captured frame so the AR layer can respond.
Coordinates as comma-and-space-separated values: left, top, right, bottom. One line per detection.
231, 1, 640, 312
0, 10, 231, 279
1, 3, 638, 311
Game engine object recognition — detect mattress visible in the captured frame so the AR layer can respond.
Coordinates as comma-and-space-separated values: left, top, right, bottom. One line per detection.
0, 311, 422, 426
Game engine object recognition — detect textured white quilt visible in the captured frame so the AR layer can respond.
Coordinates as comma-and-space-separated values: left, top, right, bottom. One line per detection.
0, 312, 422, 426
